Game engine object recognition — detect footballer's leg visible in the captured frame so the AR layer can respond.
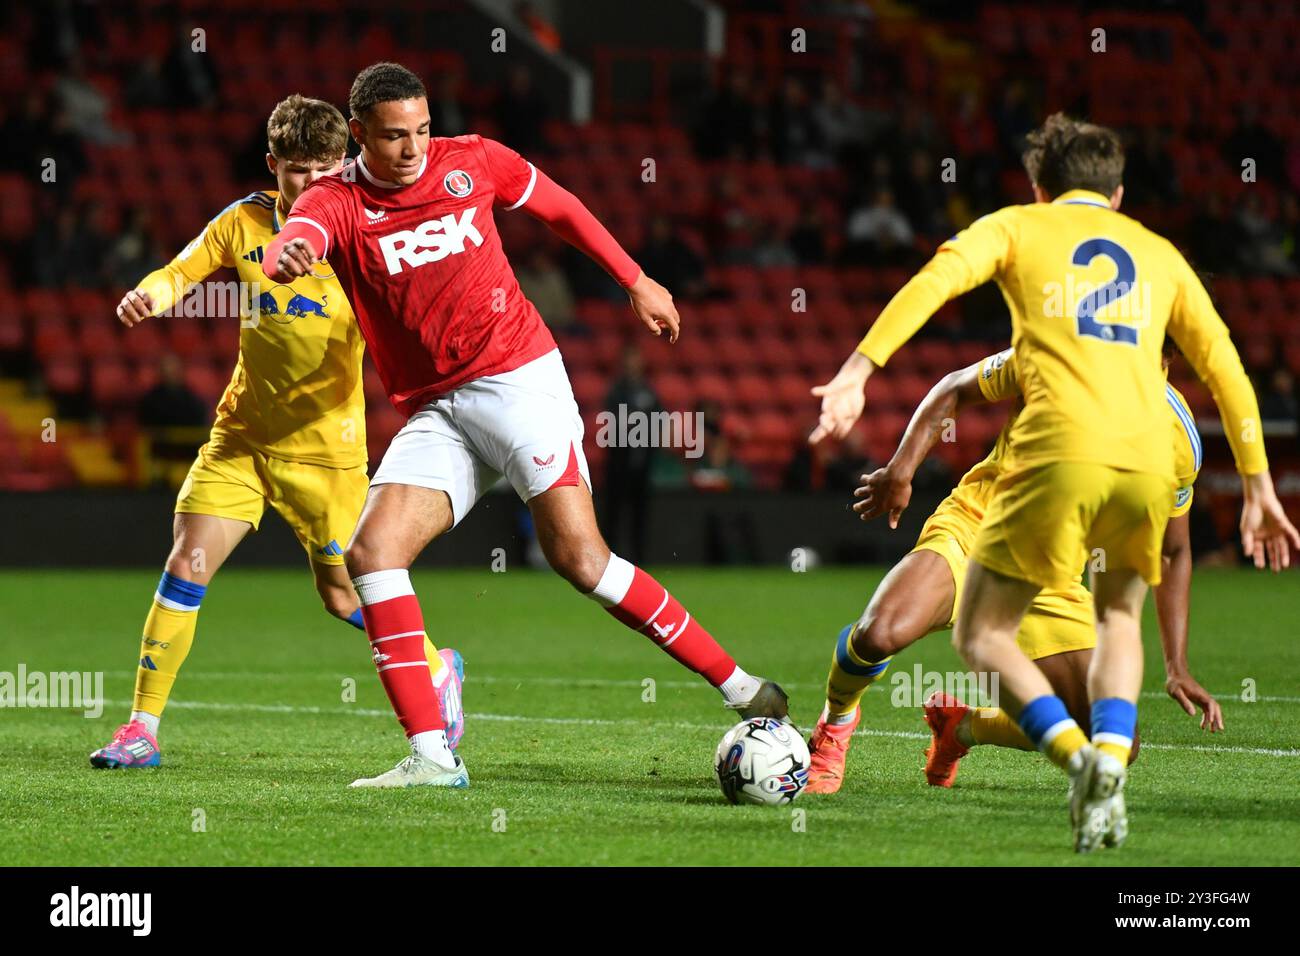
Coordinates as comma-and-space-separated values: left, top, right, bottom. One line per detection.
90, 511, 251, 768
527, 481, 788, 720
809, 548, 956, 794
929, 648, 1092, 788
311, 559, 464, 752
343, 482, 468, 788
272, 455, 468, 752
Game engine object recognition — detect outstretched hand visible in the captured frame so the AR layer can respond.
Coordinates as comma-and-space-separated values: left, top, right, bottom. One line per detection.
627, 272, 680, 343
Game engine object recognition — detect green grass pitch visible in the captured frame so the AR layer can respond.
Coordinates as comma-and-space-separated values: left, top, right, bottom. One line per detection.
1, 566, 1297, 866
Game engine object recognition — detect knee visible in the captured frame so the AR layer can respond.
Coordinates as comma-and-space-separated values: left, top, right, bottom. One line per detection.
950, 621, 980, 660
546, 537, 610, 592
163, 548, 195, 580
316, 580, 357, 621
854, 611, 912, 661
344, 537, 382, 578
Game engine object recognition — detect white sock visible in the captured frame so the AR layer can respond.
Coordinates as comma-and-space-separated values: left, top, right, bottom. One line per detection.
130, 711, 160, 737
824, 705, 858, 726
718, 666, 759, 705
410, 729, 456, 768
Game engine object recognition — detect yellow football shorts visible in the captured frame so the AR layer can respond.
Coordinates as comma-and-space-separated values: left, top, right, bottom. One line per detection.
972, 461, 1175, 591
175, 430, 368, 565
913, 495, 1097, 660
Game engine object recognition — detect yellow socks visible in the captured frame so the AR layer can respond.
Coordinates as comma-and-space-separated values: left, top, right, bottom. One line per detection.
1017, 695, 1088, 770
969, 707, 1034, 750
824, 623, 892, 720
131, 572, 204, 723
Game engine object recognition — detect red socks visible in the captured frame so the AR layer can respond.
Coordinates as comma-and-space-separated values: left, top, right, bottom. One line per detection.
353, 570, 444, 737
589, 554, 736, 686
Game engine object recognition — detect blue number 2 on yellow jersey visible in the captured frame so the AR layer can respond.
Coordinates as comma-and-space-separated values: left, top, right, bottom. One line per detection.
1071, 238, 1138, 345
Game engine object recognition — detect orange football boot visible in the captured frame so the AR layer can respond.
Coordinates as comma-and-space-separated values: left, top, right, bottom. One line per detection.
804, 708, 860, 794
922, 691, 971, 788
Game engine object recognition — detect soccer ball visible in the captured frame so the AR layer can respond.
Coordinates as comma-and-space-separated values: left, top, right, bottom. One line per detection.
714, 717, 811, 806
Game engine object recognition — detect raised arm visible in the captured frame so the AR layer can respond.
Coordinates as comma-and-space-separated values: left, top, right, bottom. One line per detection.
810, 209, 1015, 444
118, 209, 236, 327
1168, 256, 1300, 569
520, 169, 678, 342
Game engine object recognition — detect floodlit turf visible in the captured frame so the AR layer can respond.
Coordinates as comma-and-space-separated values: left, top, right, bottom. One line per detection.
1, 566, 1297, 866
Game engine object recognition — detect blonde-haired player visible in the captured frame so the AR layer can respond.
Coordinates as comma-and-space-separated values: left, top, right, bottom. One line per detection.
810, 113, 1297, 850
90, 95, 461, 769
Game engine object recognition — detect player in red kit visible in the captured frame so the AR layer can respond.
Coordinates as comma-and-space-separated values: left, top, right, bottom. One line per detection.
265, 62, 788, 788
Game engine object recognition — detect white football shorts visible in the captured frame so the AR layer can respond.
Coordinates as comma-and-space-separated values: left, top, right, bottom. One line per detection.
371, 348, 592, 526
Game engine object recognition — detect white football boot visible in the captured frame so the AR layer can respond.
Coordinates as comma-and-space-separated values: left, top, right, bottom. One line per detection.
349, 745, 470, 790
1068, 745, 1127, 853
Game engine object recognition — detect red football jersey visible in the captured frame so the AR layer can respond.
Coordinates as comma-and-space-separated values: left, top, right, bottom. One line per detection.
285, 135, 556, 416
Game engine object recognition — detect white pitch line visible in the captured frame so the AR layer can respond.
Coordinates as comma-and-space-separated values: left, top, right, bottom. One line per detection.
97, 698, 1300, 758
97, 671, 1300, 704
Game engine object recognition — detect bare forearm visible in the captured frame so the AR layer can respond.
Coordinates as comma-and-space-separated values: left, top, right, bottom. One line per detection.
1155, 542, 1193, 674
890, 377, 960, 478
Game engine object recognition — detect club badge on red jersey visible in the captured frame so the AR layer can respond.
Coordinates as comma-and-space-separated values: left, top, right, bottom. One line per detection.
444, 170, 474, 198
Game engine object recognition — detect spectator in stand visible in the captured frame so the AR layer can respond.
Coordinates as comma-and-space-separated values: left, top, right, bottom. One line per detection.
33, 200, 107, 288
55, 55, 129, 145
430, 72, 466, 138
1188, 193, 1239, 274
1280, 192, 1300, 272
162, 21, 219, 110
124, 57, 171, 110
1258, 367, 1298, 426
1124, 127, 1180, 204
103, 207, 163, 290
844, 188, 914, 264
947, 90, 1000, 206
602, 345, 660, 564
515, 247, 578, 333
1235, 193, 1295, 276
497, 64, 548, 155
752, 217, 799, 268
789, 205, 828, 265
689, 434, 753, 492
768, 76, 831, 168
515, 1, 562, 52
695, 69, 761, 160
0, 91, 48, 175
994, 80, 1035, 162
897, 148, 950, 239
813, 78, 869, 168
690, 435, 760, 564
707, 173, 757, 265
138, 353, 208, 428
638, 214, 706, 300
823, 426, 876, 493
1223, 101, 1284, 186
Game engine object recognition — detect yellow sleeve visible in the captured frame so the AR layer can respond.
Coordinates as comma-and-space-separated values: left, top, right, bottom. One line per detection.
857, 209, 1016, 367
1167, 254, 1268, 475
135, 205, 239, 316
976, 347, 1020, 402
1170, 484, 1195, 518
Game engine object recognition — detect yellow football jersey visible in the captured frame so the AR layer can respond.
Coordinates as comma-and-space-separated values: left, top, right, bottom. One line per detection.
858, 189, 1266, 481
136, 191, 366, 467
949, 347, 1202, 523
